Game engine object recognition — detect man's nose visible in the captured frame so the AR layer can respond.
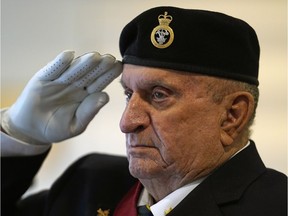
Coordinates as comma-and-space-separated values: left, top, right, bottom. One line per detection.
119, 94, 150, 133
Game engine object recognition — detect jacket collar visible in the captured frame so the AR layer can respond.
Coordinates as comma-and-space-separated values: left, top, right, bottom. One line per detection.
210, 140, 266, 204
168, 141, 266, 215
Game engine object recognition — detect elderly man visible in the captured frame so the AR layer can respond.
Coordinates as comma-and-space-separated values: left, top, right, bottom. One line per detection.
1, 6, 287, 216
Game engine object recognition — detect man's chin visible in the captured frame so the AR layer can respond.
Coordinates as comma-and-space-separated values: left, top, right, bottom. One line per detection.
128, 157, 162, 179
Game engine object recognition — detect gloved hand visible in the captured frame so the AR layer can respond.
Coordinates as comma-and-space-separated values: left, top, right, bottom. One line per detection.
1, 51, 122, 145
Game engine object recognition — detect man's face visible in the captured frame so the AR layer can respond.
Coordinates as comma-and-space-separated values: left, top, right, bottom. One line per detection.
120, 64, 227, 184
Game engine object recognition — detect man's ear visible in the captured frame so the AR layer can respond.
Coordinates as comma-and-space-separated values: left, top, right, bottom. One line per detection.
220, 92, 255, 146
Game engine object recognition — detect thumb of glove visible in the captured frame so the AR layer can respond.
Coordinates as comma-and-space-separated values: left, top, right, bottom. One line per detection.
75, 92, 109, 132
43, 92, 109, 142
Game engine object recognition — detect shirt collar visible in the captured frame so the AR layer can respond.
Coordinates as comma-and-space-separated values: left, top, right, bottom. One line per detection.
138, 177, 204, 216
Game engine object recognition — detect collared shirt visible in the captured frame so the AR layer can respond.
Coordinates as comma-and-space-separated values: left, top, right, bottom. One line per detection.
138, 178, 204, 216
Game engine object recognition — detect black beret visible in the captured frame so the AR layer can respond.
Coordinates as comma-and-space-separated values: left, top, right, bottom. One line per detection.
120, 6, 260, 86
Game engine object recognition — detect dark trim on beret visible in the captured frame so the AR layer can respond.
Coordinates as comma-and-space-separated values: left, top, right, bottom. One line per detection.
123, 55, 259, 85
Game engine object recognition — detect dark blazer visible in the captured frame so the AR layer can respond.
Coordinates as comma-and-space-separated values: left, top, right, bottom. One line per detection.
1, 141, 287, 216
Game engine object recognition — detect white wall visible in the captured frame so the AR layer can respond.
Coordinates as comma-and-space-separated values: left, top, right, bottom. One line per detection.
1, 0, 287, 195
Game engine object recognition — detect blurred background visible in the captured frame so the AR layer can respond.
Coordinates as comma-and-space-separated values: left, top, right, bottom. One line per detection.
1, 0, 287, 195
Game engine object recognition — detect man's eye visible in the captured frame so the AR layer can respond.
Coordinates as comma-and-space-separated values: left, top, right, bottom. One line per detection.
124, 90, 132, 102
152, 91, 167, 101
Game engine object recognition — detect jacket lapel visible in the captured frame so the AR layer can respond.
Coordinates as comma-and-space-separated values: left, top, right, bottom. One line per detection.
167, 141, 266, 216
210, 141, 266, 205
168, 182, 223, 216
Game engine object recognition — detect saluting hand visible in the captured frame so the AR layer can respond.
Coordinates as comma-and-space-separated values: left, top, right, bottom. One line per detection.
2, 51, 122, 144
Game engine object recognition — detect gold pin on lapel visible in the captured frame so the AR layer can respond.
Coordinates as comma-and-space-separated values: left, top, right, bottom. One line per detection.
97, 208, 110, 216
151, 11, 174, 49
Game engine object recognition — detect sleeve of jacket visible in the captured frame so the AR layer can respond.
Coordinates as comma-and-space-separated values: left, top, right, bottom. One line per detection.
1, 150, 50, 216
2, 153, 136, 216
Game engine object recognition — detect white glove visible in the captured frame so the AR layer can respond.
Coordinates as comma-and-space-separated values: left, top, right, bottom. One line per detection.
1, 51, 122, 145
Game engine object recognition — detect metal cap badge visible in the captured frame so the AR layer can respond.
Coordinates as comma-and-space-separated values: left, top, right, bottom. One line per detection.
151, 12, 174, 49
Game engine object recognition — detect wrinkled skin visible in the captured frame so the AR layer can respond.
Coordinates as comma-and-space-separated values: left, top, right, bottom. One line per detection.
119, 64, 253, 201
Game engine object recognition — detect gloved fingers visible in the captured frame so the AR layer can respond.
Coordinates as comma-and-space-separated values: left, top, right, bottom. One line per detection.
37, 50, 75, 81
43, 83, 88, 104
43, 54, 120, 104
54, 52, 102, 85
72, 54, 118, 89
86, 60, 122, 93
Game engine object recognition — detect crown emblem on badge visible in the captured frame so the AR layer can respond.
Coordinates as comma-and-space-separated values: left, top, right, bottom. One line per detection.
151, 11, 174, 49
158, 12, 173, 25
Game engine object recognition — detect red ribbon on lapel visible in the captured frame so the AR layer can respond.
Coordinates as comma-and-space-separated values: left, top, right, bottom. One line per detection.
113, 181, 143, 216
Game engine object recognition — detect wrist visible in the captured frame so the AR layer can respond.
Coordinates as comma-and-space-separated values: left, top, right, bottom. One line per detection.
1, 108, 50, 145
1, 130, 51, 156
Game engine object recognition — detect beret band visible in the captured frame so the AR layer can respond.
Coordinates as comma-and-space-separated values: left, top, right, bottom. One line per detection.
120, 6, 260, 86
122, 55, 259, 85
